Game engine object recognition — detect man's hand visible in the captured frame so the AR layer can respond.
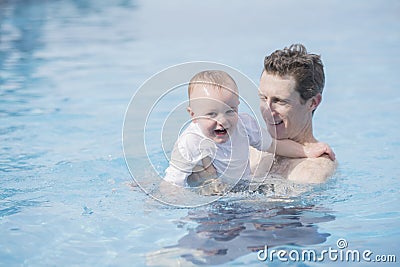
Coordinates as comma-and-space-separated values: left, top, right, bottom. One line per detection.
304, 142, 336, 161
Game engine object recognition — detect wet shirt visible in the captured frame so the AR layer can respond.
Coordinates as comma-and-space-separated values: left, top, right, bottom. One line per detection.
164, 113, 272, 186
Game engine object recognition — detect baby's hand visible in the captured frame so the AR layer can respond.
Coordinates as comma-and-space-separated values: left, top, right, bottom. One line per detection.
201, 156, 217, 177
187, 157, 217, 187
304, 142, 336, 161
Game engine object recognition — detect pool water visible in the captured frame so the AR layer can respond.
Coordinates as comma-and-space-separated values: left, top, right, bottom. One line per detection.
1, 0, 399, 266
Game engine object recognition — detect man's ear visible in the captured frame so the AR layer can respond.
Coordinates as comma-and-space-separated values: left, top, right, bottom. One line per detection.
309, 93, 322, 111
187, 107, 197, 123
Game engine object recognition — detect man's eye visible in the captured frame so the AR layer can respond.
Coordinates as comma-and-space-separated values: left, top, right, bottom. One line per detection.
272, 98, 286, 104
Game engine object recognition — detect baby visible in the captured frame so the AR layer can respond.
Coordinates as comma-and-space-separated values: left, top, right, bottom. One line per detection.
164, 70, 333, 188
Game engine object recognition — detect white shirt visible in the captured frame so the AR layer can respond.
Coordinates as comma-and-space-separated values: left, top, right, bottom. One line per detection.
164, 113, 272, 186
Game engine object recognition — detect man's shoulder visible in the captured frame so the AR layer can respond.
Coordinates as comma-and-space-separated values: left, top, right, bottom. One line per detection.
287, 156, 337, 184
249, 147, 337, 184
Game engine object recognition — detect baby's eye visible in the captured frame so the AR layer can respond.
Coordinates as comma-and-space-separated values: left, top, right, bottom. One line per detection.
206, 112, 217, 117
226, 109, 237, 115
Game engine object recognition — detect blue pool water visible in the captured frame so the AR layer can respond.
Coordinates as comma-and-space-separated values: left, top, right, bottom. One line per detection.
1, 0, 399, 266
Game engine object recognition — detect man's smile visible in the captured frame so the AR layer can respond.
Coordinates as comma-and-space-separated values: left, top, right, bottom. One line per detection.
270, 119, 283, 126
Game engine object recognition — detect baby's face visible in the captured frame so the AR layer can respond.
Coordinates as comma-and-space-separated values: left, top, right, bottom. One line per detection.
188, 84, 239, 144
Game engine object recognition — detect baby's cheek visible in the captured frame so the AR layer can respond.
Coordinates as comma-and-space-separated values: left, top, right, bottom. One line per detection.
231, 115, 239, 127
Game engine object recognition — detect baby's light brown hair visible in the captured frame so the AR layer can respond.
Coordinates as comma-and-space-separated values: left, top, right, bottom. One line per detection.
188, 70, 238, 99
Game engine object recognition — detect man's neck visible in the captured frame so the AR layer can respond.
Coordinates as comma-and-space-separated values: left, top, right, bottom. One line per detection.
291, 125, 317, 145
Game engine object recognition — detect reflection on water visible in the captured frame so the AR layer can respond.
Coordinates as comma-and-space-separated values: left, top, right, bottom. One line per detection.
148, 197, 334, 266
0, 0, 139, 173
0, 1, 47, 117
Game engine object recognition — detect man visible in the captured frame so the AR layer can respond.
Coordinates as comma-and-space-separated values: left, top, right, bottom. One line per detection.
250, 44, 337, 183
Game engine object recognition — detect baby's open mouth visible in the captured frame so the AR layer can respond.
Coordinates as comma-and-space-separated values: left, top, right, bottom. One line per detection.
214, 128, 227, 136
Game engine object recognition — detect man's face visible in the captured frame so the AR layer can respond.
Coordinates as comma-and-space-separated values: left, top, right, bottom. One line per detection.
188, 84, 239, 144
258, 72, 314, 141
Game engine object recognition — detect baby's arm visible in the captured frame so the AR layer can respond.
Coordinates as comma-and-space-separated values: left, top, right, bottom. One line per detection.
186, 156, 217, 187
164, 137, 196, 186
201, 157, 217, 177
268, 139, 336, 161
241, 113, 335, 161
164, 163, 191, 187
187, 157, 227, 196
